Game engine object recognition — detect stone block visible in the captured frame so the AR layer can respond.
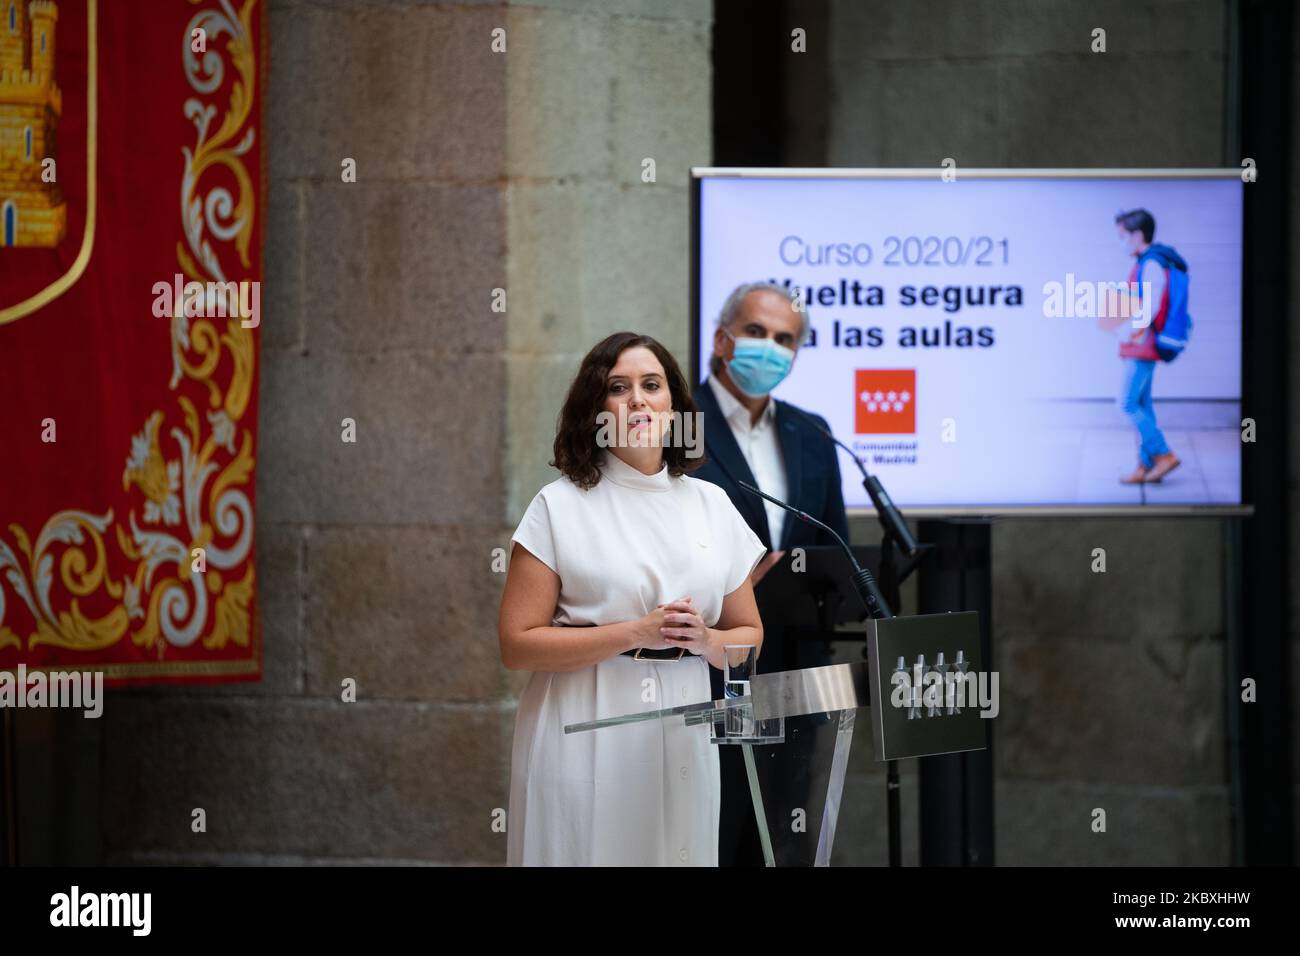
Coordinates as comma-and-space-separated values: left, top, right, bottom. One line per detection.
100, 696, 512, 862
997, 779, 1230, 865
997, 55, 1223, 167
608, 16, 711, 188
304, 524, 508, 701
993, 518, 1222, 645
303, 182, 506, 355
268, 1, 506, 183
257, 349, 506, 526
263, 183, 304, 351
505, 180, 691, 358
505, 8, 619, 182
997, 636, 1225, 786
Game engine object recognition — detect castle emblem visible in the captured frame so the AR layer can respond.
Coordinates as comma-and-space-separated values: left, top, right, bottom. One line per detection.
0, 0, 65, 248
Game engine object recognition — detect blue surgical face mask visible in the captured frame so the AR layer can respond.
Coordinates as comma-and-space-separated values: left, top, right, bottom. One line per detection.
723, 328, 795, 397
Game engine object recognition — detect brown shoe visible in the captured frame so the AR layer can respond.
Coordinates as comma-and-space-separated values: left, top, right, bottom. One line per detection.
1120, 464, 1149, 484
1144, 452, 1181, 483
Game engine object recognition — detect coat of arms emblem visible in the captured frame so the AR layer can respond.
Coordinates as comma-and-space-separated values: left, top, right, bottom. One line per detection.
0, 0, 66, 248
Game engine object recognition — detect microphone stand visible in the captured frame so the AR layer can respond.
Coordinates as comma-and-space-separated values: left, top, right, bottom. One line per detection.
739, 481, 907, 867
779, 404, 920, 562
738, 482, 891, 620
830, 438, 916, 868
744, 409, 927, 867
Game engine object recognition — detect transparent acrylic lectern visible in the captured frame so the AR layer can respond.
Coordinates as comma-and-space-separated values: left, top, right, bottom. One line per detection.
565, 661, 869, 866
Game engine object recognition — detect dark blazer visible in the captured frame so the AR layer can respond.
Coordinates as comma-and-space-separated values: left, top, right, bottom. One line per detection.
696, 378, 851, 866
691, 380, 849, 553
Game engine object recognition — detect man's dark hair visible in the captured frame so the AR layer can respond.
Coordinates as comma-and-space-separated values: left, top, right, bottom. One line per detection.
1115, 209, 1156, 243
551, 331, 702, 489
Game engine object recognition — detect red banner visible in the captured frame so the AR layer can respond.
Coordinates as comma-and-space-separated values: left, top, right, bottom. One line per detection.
0, 0, 266, 685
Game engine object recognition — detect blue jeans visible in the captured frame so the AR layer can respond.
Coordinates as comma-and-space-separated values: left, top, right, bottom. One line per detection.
1120, 359, 1170, 468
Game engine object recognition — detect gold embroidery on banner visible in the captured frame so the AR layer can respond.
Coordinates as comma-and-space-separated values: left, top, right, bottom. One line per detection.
206, 564, 253, 650
7, 511, 130, 652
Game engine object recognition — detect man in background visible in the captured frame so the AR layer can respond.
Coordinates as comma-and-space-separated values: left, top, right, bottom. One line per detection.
693, 281, 850, 866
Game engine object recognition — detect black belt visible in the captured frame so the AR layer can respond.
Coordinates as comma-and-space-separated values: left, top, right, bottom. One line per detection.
621, 647, 688, 661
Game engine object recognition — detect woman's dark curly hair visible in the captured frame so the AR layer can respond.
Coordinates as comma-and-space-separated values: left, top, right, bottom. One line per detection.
551, 332, 702, 489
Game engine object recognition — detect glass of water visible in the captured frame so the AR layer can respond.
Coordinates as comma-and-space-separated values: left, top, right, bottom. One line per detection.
723, 644, 757, 737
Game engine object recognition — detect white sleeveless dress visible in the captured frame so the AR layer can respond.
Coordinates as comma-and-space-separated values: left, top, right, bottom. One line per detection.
506, 451, 767, 866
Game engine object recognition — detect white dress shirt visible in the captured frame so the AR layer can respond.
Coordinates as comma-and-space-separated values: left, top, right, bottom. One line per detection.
708, 375, 788, 549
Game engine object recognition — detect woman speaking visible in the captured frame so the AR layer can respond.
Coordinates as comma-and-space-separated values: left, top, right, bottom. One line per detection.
499, 331, 767, 866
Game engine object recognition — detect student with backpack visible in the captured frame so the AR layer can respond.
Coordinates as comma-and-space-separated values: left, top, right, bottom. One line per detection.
1101, 208, 1191, 485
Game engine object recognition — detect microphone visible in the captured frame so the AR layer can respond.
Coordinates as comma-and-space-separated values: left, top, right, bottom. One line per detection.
738, 480, 892, 619
779, 403, 920, 559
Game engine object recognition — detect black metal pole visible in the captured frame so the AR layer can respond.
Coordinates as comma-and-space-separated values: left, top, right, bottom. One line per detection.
878, 533, 903, 866
1237, 0, 1293, 866
917, 519, 995, 866
1222, 517, 1246, 865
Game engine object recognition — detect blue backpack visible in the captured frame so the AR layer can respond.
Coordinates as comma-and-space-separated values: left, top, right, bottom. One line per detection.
1137, 243, 1191, 362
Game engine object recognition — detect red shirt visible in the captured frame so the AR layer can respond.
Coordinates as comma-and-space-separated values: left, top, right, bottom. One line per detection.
1119, 259, 1166, 360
